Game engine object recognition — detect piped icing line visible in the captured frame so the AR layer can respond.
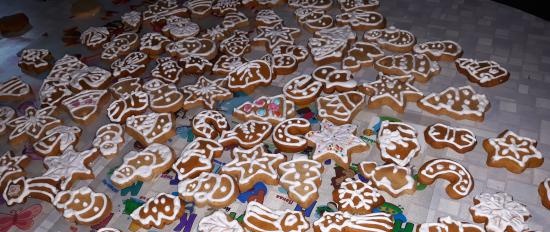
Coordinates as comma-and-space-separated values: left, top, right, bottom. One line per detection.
178, 172, 239, 208
198, 211, 244, 232
243, 201, 310, 232
53, 186, 112, 225
130, 192, 183, 229
418, 158, 474, 199
377, 120, 421, 166
272, 118, 311, 153
278, 157, 323, 208
470, 192, 531, 232
359, 161, 416, 197
417, 85, 490, 122
313, 211, 393, 232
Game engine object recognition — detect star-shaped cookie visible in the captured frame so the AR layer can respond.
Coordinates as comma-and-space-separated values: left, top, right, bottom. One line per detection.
483, 130, 543, 174
42, 145, 98, 190
221, 144, 285, 192
254, 23, 300, 52
306, 120, 368, 169
181, 76, 233, 110
359, 73, 423, 113
7, 106, 61, 145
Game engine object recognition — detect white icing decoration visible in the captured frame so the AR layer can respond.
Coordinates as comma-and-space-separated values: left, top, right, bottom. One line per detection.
198, 211, 243, 232
470, 192, 530, 232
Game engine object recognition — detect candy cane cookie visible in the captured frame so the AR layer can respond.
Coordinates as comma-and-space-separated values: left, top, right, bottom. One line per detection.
418, 159, 474, 199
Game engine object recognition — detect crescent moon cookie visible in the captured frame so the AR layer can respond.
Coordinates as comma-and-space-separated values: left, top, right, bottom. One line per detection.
317, 91, 365, 125
92, 123, 125, 159
359, 161, 416, 197
483, 130, 543, 174
359, 73, 423, 113
418, 159, 474, 199
313, 211, 393, 232
253, 23, 301, 52
7, 106, 61, 145
0, 77, 33, 102
151, 57, 184, 83
53, 186, 112, 225
131, 192, 184, 230
221, 144, 285, 191
413, 40, 463, 62
178, 172, 239, 208
198, 211, 244, 232
312, 65, 357, 93
374, 53, 441, 83
33, 125, 81, 157
143, 79, 184, 113
125, 112, 175, 146
364, 26, 416, 53
417, 216, 484, 232
111, 51, 149, 78
18, 48, 54, 75
161, 16, 200, 40
181, 76, 233, 110
424, 123, 477, 153
470, 192, 531, 232
171, 137, 223, 180
233, 95, 296, 125
0, 106, 15, 135
377, 121, 420, 166
218, 120, 272, 149
278, 158, 323, 208
111, 143, 175, 189
334, 178, 384, 214
294, 8, 334, 33
283, 74, 323, 106
456, 58, 509, 87
243, 201, 310, 232
101, 32, 139, 63
256, 9, 283, 26
335, 10, 386, 31
107, 90, 149, 123
80, 26, 110, 50
0, 151, 30, 195
61, 89, 109, 124
538, 178, 550, 209
418, 85, 490, 122
306, 120, 368, 169
342, 41, 384, 72
272, 118, 311, 153
338, 0, 380, 11
192, 110, 229, 139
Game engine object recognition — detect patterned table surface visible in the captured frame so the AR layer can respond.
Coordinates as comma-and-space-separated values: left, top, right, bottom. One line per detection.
1, 0, 550, 231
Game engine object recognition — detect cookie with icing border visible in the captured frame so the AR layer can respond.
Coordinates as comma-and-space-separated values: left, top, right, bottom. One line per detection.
313, 211, 393, 232
342, 41, 384, 72
283, 75, 323, 106
140, 32, 171, 56
142, 0, 189, 25
255, 9, 283, 26
101, 32, 139, 63
417, 216, 484, 232
212, 55, 248, 76
233, 95, 296, 125
424, 123, 477, 153
272, 118, 311, 153
294, 8, 333, 33
220, 30, 250, 57
306, 120, 368, 169
413, 40, 463, 62
53, 186, 112, 225
107, 90, 149, 123
359, 73, 423, 113
377, 121, 420, 166
182, 76, 233, 110
166, 37, 217, 60
201, 24, 230, 43
7, 106, 61, 145
271, 45, 309, 75
278, 157, 322, 208
222, 11, 249, 30
111, 143, 175, 189
288, 0, 332, 10
2, 176, 59, 205
364, 26, 416, 53
0, 151, 30, 195
455, 58, 510, 87
227, 59, 273, 94
312, 65, 357, 93
143, 79, 184, 113
178, 172, 239, 208
42, 146, 99, 191
185, 0, 213, 17
308, 36, 348, 66
192, 110, 229, 139
18, 48, 54, 75
61, 89, 109, 124
218, 120, 272, 149
244, 201, 310, 232
254, 23, 301, 52
92, 123, 125, 159
38, 55, 86, 107
539, 178, 550, 209
171, 137, 223, 180
80, 26, 110, 50
121, 11, 141, 31
33, 125, 81, 157
131, 192, 183, 229
108, 77, 142, 99
151, 57, 183, 84
179, 55, 213, 74
483, 130, 543, 174
418, 158, 474, 199
125, 112, 175, 146
470, 192, 530, 232
161, 16, 200, 40
111, 51, 149, 78
374, 53, 441, 83
0, 106, 15, 135
333, 178, 384, 214
212, 0, 241, 16
359, 161, 416, 197
0, 77, 33, 102
68, 66, 112, 92
317, 91, 365, 125
338, 0, 380, 11
418, 85, 490, 122
198, 211, 244, 232
335, 10, 385, 31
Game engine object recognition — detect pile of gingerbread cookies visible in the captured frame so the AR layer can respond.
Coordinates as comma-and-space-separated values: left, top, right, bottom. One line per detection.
0, 0, 547, 231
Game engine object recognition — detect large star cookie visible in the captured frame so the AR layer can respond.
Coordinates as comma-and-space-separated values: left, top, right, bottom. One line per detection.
483, 130, 543, 174
254, 23, 300, 52
359, 73, 423, 113
181, 76, 233, 110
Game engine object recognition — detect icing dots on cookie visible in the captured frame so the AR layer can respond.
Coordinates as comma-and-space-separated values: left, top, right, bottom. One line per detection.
377, 121, 420, 166
418, 159, 474, 199
182, 76, 233, 110
131, 192, 183, 229
313, 211, 393, 232
61, 89, 108, 124
192, 110, 229, 139
308, 36, 347, 66
233, 95, 296, 125
121, 11, 141, 30
244, 201, 310, 232
220, 30, 250, 57
317, 91, 365, 125
364, 26, 416, 52
142, 0, 188, 25
334, 178, 384, 214
143, 79, 184, 113
272, 118, 311, 153
335, 10, 385, 31
166, 37, 217, 60
172, 137, 223, 180
278, 158, 323, 208
283, 75, 323, 106
418, 85, 490, 122
359, 161, 416, 197
338, 0, 380, 11
125, 112, 175, 146
483, 130, 543, 174
374, 53, 440, 83
140, 32, 171, 56
425, 123, 477, 153
53, 186, 112, 225
413, 40, 463, 61
455, 58, 509, 87
178, 172, 239, 208
107, 90, 149, 123
342, 41, 384, 72
0, 77, 33, 101
33, 125, 81, 157
218, 120, 272, 149
7, 106, 61, 145
312, 65, 357, 93
151, 57, 184, 83
80, 26, 110, 50
288, 0, 333, 10
470, 192, 531, 232
359, 73, 423, 113
92, 123, 125, 159
179, 55, 213, 75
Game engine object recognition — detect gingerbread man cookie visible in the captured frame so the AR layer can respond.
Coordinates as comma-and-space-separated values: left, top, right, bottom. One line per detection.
53, 186, 112, 225
143, 79, 184, 113
126, 112, 175, 146
80, 26, 110, 50
418, 85, 490, 122
61, 89, 108, 124
33, 125, 81, 157
424, 123, 477, 153
233, 95, 296, 125
272, 118, 311, 153
413, 40, 463, 61
334, 178, 384, 214
418, 159, 474, 199
470, 192, 531, 232
359, 161, 416, 197
131, 192, 183, 229
18, 48, 54, 75
359, 73, 423, 113
151, 57, 184, 83
198, 211, 244, 232
93, 123, 125, 159
178, 172, 239, 208
278, 158, 323, 208
254, 23, 300, 52
313, 211, 393, 232
7, 106, 61, 145
483, 130, 543, 174
283, 75, 323, 106
317, 91, 365, 125
342, 41, 384, 72
0, 77, 33, 102
181, 76, 233, 110
335, 10, 386, 31
244, 201, 310, 232
364, 26, 416, 52
377, 121, 420, 166
171, 137, 223, 180
374, 53, 441, 83
455, 58, 510, 87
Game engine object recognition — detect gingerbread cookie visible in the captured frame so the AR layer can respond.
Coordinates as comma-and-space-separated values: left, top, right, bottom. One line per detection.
214, 56, 247, 76
483, 130, 543, 174
455, 58, 510, 87
417, 216, 484, 232
312, 65, 357, 93
61, 89, 108, 124
359, 161, 416, 197
171, 137, 223, 180
335, 10, 385, 31
18, 48, 53, 74
272, 118, 311, 153
306, 121, 368, 169
151, 57, 183, 83
317, 91, 365, 125
255, 9, 283, 26
42, 146, 98, 190
111, 51, 149, 78
233, 95, 296, 125
131, 192, 183, 229
220, 30, 250, 57
53, 186, 112, 225
413, 40, 463, 62
92, 123, 125, 159
418, 85, 490, 122
162, 16, 200, 40
364, 26, 416, 52
140, 32, 170, 56
201, 24, 230, 43
334, 178, 384, 214
374, 53, 440, 83
377, 121, 420, 166
271, 45, 309, 75
192, 110, 229, 139
143, 79, 184, 113
278, 158, 323, 208
198, 211, 244, 232
244, 201, 310, 232
254, 23, 300, 52
288, 0, 333, 9
294, 8, 333, 32
539, 178, 550, 209
80, 26, 110, 50
425, 123, 477, 153
359, 73, 423, 113
342, 41, 384, 72
0, 77, 33, 102
313, 211, 393, 232
7, 106, 61, 145
178, 172, 239, 208
227, 59, 273, 94
0, 106, 15, 135
223, 11, 249, 30
0, 151, 30, 195
185, 0, 212, 17
222, 144, 285, 191
418, 159, 474, 199
212, 0, 240, 16
315, 25, 357, 43
33, 125, 81, 157
179, 55, 213, 74
107, 90, 149, 123
108, 77, 142, 99
182, 76, 233, 110
39, 55, 86, 107
68, 66, 112, 92
283, 75, 323, 106
166, 37, 217, 60
111, 143, 175, 189
3, 176, 59, 205
308, 36, 348, 65
470, 192, 531, 232
338, 0, 380, 11
121, 11, 141, 31
142, 0, 188, 25
101, 32, 139, 63
126, 112, 175, 146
